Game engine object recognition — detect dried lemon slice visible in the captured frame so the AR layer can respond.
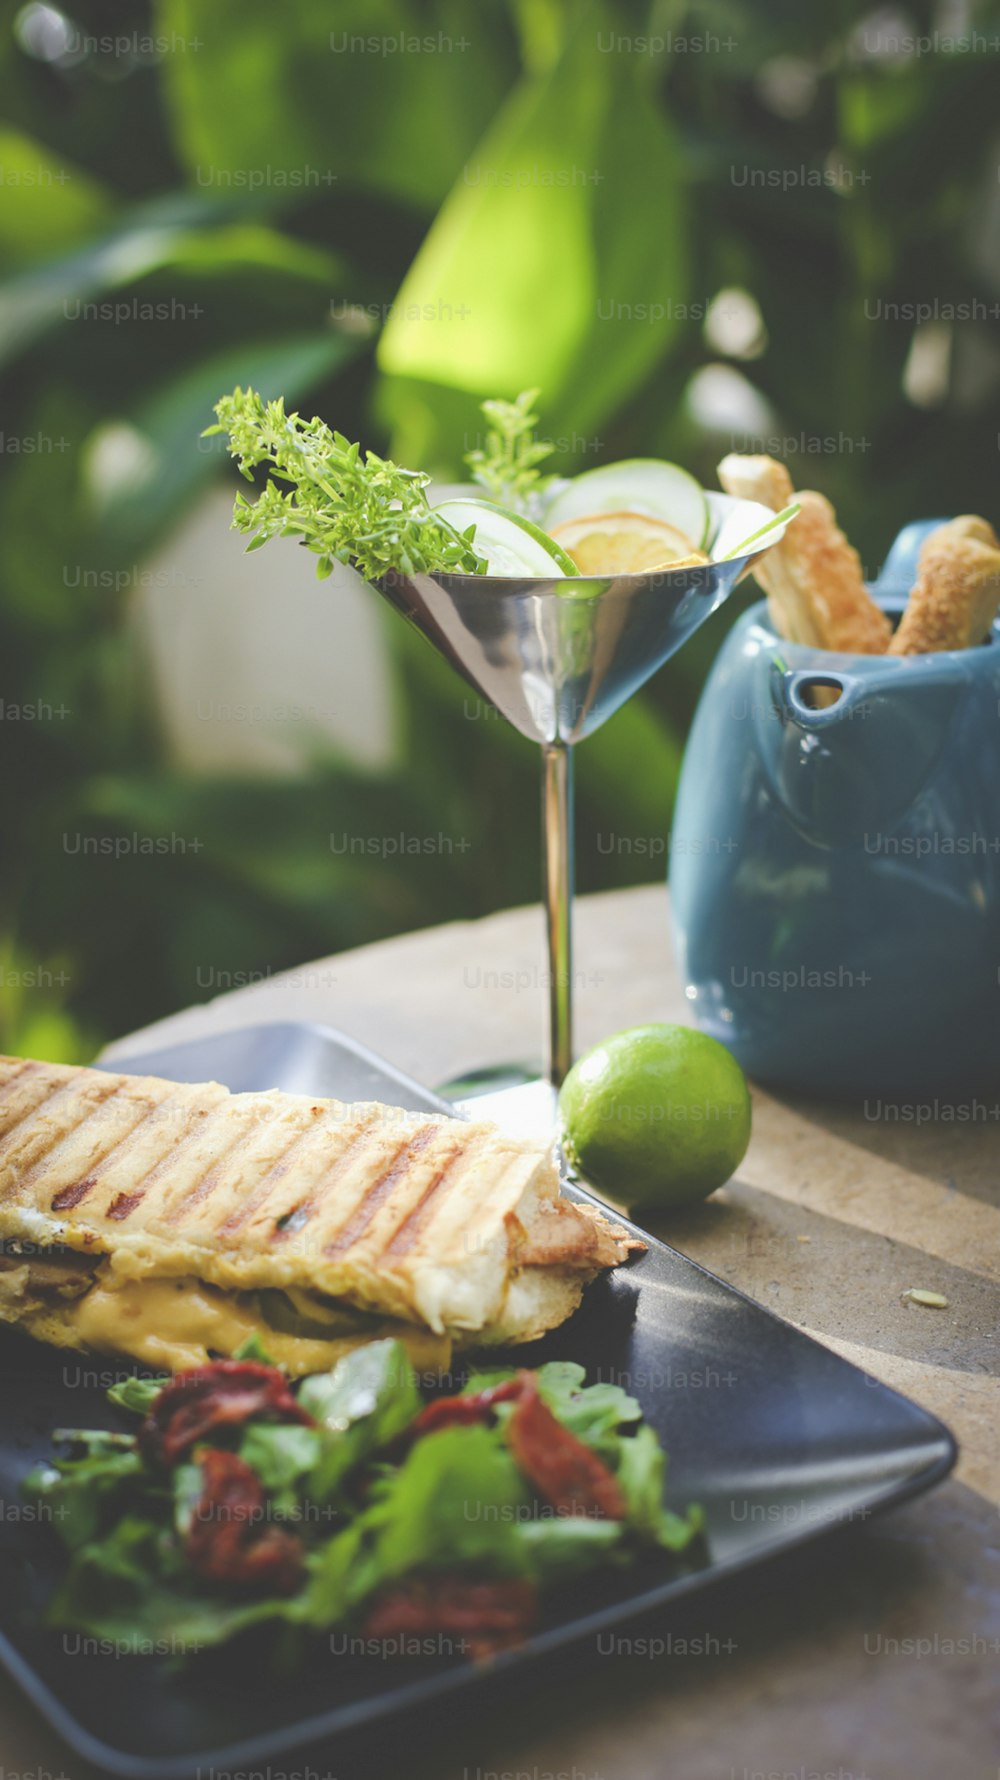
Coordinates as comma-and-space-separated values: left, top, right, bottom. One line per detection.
548, 510, 706, 575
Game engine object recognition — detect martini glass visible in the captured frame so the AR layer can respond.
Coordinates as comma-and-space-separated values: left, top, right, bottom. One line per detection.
375, 491, 785, 1135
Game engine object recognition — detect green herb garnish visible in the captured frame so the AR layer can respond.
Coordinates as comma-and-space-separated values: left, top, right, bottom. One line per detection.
465, 387, 555, 514
205, 388, 487, 581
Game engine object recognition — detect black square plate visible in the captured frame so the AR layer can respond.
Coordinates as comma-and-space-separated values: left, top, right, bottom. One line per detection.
0, 1022, 956, 1778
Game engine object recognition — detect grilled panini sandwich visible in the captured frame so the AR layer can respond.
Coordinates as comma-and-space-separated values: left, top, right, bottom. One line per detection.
0, 1055, 639, 1375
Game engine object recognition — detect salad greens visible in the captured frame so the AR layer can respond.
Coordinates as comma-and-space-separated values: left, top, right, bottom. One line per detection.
26, 1341, 702, 1660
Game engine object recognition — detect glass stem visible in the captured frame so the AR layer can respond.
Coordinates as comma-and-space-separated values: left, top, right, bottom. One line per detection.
541, 741, 574, 1087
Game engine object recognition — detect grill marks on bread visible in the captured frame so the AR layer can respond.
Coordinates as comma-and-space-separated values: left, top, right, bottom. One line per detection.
0, 1059, 556, 1321
0, 1056, 642, 1357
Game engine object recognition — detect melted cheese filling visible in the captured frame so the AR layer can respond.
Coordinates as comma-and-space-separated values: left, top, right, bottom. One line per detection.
29, 1275, 451, 1376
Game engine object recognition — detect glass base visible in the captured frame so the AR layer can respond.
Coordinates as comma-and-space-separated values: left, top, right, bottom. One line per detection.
436, 1063, 559, 1143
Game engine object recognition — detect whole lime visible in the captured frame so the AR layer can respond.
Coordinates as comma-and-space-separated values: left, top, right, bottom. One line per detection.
559, 1023, 751, 1212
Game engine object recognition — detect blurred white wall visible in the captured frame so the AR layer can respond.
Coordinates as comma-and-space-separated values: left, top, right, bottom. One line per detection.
135, 487, 395, 777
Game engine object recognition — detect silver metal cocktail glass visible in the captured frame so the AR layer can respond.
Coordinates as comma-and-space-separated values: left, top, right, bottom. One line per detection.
374, 492, 782, 1132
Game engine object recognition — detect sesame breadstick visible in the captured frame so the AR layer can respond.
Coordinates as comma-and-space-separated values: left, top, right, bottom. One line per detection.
717, 454, 891, 655
889, 516, 1000, 655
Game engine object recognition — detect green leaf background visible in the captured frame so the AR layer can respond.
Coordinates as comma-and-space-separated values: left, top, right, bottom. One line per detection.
0, 0, 996, 1057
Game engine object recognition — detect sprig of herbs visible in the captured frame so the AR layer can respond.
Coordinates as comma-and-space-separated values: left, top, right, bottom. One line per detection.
204, 388, 487, 580
464, 387, 555, 513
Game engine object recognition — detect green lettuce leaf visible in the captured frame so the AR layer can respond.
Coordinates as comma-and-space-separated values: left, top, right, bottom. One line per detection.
534, 1361, 643, 1451
614, 1423, 703, 1552
49, 1514, 305, 1652
171, 1462, 203, 1538
514, 1515, 625, 1581
301, 1517, 383, 1628
299, 1339, 421, 1500
239, 1423, 327, 1518
460, 1360, 644, 1467
368, 1423, 530, 1580
305, 1422, 531, 1626
107, 1376, 167, 1417
231, 1331, 276, 1364
25, 1446, 145, 1551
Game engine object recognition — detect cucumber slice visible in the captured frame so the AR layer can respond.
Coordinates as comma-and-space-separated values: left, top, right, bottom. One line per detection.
435, 498, 575, 577
543, 459, 709, 549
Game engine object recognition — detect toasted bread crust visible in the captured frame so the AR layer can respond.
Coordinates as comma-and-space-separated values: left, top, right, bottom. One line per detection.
717, 453, 795, 516
889, 516, 1000, 654
717, 455, 891, 655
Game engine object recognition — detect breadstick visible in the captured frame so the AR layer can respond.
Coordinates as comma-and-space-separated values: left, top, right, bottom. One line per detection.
717, 454, 891, 655
888, 516, 1000, 654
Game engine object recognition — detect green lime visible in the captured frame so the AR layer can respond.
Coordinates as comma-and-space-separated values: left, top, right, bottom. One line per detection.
558, 1023, 751, 1213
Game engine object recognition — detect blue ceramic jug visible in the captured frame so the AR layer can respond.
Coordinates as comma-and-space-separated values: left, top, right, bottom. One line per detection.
670, 522, 1000, 1100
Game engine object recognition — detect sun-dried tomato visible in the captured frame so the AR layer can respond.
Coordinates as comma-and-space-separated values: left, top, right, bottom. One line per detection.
361, 1575, 537, 1660
408, 1370, 625, 1520
184, 1447, 304, 1595
505, 1377, 626, 1520
139, 1360, 314, 1467
406, 1375, 524, 1439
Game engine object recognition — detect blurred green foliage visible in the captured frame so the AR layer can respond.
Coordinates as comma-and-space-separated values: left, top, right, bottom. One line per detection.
1, 0, 999, 1059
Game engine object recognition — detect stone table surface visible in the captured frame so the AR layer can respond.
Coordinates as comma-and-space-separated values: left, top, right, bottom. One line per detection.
3, 885, 997, 1780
